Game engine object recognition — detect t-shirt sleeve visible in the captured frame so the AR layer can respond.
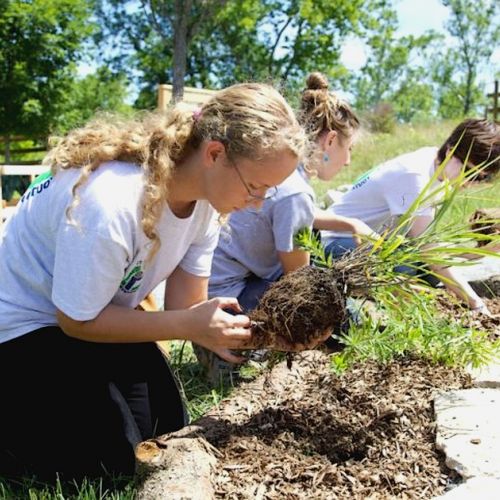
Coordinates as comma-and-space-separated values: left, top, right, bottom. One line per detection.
179, 210, 221, 277
382, 172, 434, 217
52, 221, 131, 321
272, 193, 315, 253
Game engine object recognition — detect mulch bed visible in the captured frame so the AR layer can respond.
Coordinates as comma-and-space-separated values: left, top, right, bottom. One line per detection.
200, 296, 499, 499
435, 295, 500, 341
203, 354, 471, 499
138, 287, 498, 498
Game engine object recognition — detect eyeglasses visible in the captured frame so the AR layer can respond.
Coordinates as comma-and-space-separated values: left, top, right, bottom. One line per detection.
232, 162, 278, 201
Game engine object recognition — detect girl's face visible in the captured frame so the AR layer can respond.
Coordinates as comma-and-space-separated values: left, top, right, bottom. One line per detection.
205, 146, 299, 213
439, 153, 475, 182
314, 131, 354, 181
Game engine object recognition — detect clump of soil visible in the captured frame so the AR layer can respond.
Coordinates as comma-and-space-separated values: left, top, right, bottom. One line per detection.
248, 266, 348, 348
469, 208, 500, 247
205, 353, 471, 499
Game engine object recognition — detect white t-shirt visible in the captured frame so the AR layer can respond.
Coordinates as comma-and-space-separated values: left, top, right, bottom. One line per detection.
0, 161, 220, 343
321, 147, 439, 243
209, 168, 315, 299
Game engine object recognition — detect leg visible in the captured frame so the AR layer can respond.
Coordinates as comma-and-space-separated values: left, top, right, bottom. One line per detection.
237, 274, 276, 312
324, 237, 358, 260
0, 327, 186, 479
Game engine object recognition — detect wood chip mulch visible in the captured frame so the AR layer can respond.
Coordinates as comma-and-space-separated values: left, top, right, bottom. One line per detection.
203, 354, 471, 499
435, 296, 500, 340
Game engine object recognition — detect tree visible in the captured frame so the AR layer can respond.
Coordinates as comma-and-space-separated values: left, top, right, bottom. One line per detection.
351, 0, 436, 122
145, 0, 229, 103
0, 0, 95, 150
54, 67, 133, 133
442, 0, 499, 115
95, 0, 371, 107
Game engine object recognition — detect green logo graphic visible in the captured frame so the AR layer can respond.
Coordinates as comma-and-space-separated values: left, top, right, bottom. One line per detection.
120, 262, 144, 293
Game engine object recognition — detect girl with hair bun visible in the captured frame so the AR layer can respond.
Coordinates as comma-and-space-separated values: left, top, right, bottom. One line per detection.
0, 83, 306, 479
196, 72, 369, 382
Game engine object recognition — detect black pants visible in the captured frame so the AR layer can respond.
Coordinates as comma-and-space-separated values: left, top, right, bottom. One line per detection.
0, 326, 187, 480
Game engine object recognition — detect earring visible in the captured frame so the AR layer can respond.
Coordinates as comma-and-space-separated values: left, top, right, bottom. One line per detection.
323, 153, 329, 162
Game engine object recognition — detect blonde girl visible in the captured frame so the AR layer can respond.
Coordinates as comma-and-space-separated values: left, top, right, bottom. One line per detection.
0, 83, 307, 478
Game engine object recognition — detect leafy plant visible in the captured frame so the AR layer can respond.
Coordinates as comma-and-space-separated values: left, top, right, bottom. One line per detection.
296, 148, 499, 372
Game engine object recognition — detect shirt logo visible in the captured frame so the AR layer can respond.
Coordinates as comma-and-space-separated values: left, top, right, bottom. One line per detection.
21, 171, 53, 203
120, 261, 144, 293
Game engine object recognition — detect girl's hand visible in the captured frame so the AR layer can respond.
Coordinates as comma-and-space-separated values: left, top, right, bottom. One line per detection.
351, 220, 379, 246
188, 297, 252, 363
470, 301, 492, 317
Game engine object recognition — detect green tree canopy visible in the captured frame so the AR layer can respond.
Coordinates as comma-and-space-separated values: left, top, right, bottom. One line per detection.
438, 0, 499, 117
352, 0, 436, 122
96, 0, 372, 107
0, 0, 95, 139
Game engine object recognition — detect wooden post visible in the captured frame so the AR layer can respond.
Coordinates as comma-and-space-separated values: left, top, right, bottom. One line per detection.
158, 84, 170, 112
486, 80, 499, 123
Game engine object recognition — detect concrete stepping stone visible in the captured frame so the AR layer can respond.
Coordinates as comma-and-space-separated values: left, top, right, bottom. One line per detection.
456, 257, 500, 283
436, 476, 500, 499
467, 359, 500, 388
434, 389, 500, 479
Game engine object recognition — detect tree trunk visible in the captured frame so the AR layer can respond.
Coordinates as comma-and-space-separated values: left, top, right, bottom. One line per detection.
171, 0, 191, 104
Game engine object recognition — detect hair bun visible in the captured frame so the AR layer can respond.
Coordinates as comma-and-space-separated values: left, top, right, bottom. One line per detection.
306, 72, 329, 91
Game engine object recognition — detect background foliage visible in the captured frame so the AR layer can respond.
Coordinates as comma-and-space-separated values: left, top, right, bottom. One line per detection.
1, 0, 498, 143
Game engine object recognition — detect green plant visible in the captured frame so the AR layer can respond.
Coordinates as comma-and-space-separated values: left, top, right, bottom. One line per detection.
296, 147, 499, 372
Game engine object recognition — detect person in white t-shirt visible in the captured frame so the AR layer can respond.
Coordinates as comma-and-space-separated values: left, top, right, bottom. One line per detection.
0, 83, 312, 479
195, 72, 367, 381
321, 118, 500, 314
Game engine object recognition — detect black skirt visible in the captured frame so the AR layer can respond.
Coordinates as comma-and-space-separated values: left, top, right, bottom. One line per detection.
0, 326, 187, 480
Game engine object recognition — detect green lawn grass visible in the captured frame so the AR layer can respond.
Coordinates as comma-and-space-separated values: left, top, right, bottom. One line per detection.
1, 119, 498, 499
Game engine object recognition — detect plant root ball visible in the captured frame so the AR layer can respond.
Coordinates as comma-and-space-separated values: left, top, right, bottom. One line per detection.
248, 266, 348, 349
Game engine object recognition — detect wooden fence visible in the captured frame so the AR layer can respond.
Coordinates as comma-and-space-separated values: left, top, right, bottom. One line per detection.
0, 164, 46, 231
485, 80, 499, 123
1, 84, 217, 230
157, 84, 216, 111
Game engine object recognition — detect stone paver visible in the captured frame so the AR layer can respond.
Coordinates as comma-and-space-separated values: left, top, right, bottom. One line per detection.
456, 256, 500, 282
434, 388, 500, 479
467, 359, 500, 388
435, 477, 500, 499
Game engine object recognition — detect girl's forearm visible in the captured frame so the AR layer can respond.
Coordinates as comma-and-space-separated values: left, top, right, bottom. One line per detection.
429, 264, 484, 309
57, 304, 195, 343
313, 209, 358, 232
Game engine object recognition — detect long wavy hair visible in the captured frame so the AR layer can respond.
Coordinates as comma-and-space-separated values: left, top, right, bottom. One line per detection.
43, 83, 307, 257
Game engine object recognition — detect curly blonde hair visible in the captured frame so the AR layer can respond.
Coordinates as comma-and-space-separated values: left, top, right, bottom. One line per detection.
44, 83, 306, 257
299, 72, 360, 142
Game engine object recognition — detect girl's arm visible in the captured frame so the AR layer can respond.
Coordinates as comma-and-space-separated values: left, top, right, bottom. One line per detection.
278, 249, 310, 274
408, 215, 489, 313
313, 208, 377, 244
56, 266, 252, 361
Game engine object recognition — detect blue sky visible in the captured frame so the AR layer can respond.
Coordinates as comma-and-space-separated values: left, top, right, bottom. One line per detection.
341, 0, 499, 92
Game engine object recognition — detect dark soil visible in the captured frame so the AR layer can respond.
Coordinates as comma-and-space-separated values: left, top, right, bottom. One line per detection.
204, 353, 471, 499
249, 266, 347, 348
469, 208, 500, 247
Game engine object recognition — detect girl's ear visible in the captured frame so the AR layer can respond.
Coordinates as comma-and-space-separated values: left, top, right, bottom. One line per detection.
203, 140, 226, 167
323, 130, 338, 150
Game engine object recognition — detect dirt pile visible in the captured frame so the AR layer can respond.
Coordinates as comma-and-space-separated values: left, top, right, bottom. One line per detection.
248, 266, 347, 348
